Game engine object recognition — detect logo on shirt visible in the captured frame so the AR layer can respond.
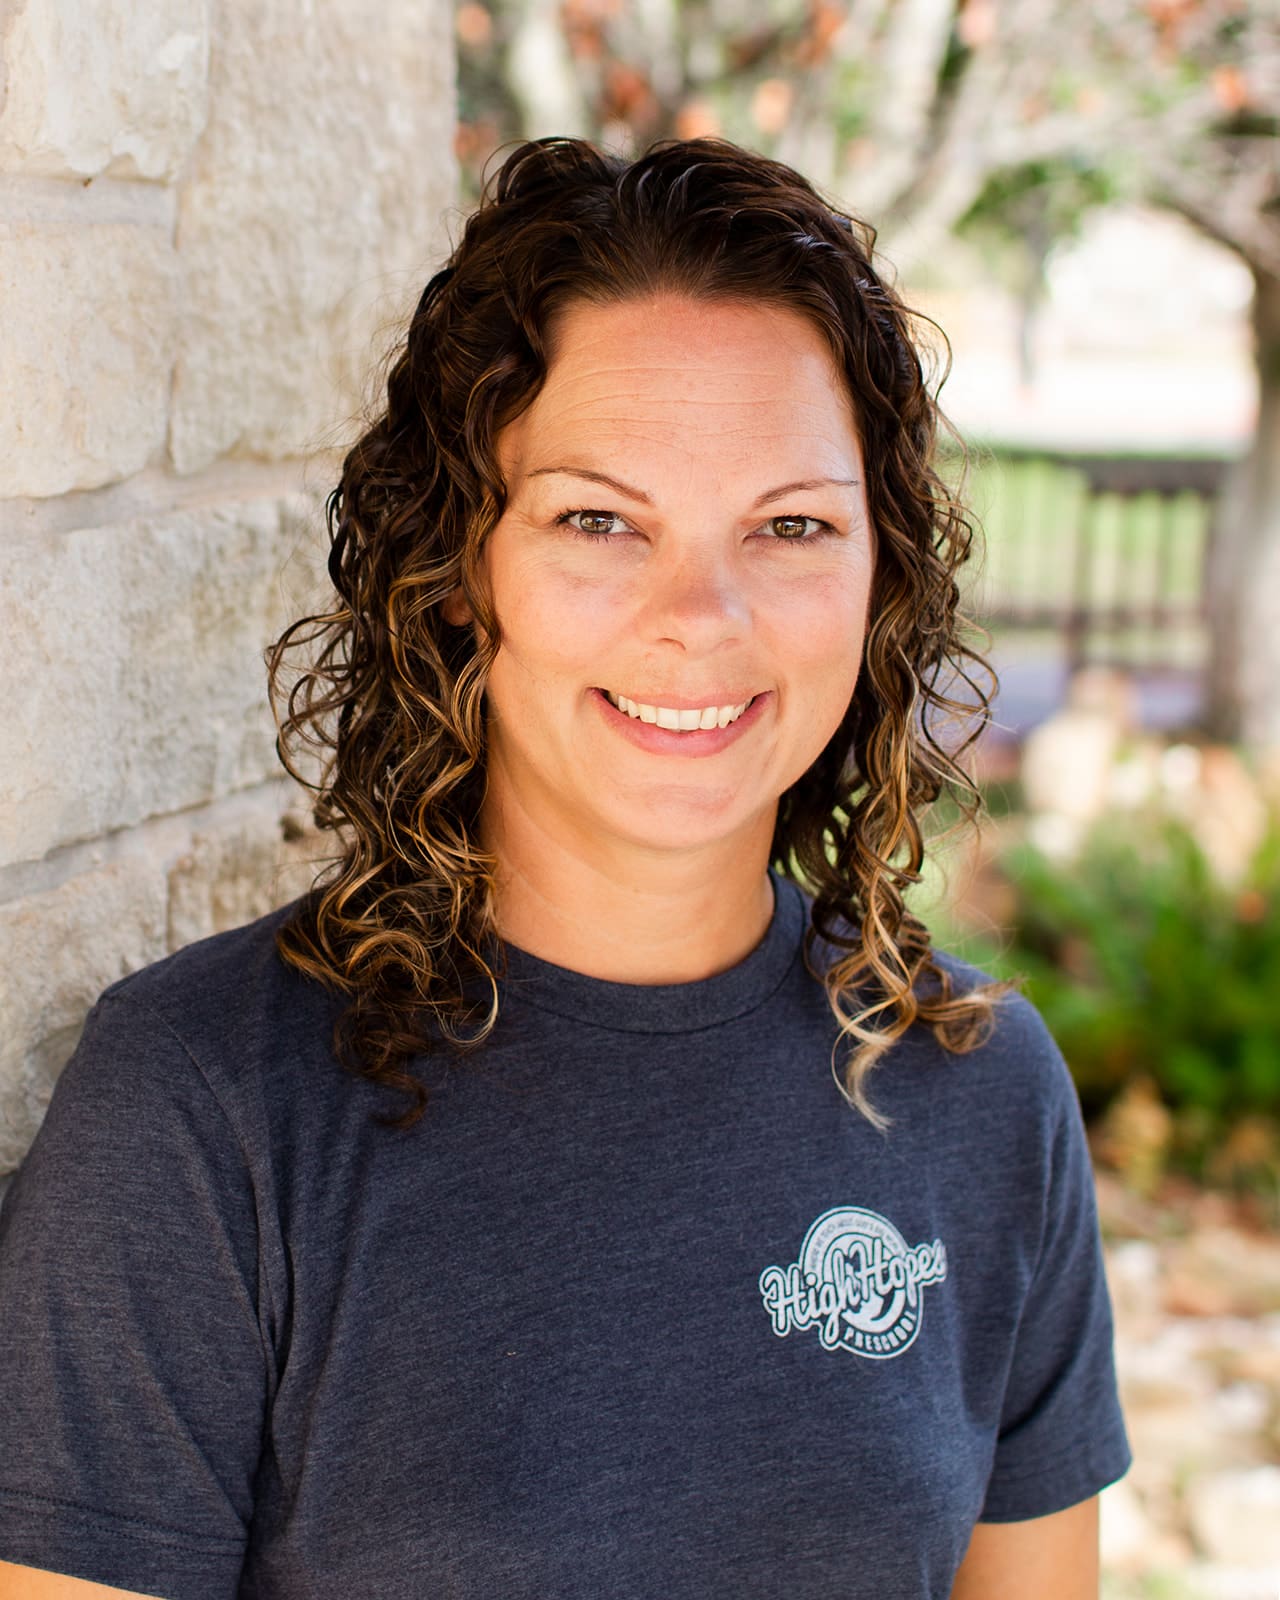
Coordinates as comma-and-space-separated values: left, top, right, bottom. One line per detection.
758, 1206, 947, 1359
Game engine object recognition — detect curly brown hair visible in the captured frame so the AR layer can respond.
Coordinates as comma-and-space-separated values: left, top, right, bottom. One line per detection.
269, 134, 1008, 1129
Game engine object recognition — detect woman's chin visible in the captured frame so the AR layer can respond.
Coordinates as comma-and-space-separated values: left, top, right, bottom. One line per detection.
586, 792, 778, 863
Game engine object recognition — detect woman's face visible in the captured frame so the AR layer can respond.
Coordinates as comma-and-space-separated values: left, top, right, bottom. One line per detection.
469, 293, 874, 866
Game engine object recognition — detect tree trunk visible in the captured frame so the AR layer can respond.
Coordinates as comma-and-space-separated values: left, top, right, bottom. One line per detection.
504, 0, 589, 140
1204, 265, 1280, 754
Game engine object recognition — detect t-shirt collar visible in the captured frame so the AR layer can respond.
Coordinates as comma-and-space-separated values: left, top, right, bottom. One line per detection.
496, 870, 807, 1035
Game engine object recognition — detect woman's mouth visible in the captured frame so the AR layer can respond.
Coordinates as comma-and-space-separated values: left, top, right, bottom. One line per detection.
602, 690, 755, 731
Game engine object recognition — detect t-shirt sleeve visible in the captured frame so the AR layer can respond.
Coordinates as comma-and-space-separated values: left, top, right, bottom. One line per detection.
0, 989, 266, 1599
979, 1006, 1132, 1522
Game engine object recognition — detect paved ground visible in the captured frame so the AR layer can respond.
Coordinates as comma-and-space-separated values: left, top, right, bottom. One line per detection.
1099, 1173, 1280, 1598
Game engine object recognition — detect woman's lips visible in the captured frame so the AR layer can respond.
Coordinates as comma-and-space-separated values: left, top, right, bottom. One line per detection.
591, 687, 769, 756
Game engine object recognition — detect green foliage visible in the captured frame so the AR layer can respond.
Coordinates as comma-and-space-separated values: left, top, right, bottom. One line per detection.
957, 156, 1123, 272
952, 815, 1280, 1135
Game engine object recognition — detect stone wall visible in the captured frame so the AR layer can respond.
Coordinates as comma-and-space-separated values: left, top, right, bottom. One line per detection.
0, 0, 457, 1181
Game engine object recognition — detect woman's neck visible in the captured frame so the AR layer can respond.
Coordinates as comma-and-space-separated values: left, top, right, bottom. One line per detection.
481, 794, 778, 986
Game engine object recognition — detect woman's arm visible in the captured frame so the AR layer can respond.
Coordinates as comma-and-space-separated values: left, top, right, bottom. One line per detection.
0, 1562, 161, 1599
0, 992, 264, 1595
950, 1497, 1099, 1600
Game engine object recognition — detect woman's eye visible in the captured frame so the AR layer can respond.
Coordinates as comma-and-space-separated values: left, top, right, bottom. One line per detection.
766, 515, 828, 541
557, 509, 628, 539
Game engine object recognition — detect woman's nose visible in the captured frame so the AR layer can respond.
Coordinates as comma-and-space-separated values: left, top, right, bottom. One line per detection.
643, 542, 751, 653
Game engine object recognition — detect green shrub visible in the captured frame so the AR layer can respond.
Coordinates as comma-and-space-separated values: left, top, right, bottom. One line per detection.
941, 815, 1280, 1140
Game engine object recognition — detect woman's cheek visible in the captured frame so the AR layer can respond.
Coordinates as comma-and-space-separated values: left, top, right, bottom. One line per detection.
760, 561, 869, 640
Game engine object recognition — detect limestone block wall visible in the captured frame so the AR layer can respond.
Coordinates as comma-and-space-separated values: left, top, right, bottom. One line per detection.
0, 0, 458, 1182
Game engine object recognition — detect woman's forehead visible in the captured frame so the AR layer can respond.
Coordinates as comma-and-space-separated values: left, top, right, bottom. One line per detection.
541, 292, 837, 378
502, 294, 860, 476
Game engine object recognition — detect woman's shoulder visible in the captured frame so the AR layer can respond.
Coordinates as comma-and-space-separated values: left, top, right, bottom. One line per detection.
797, 890, 1064, 1087
7, 898, 350, 1234
794, 888, 1079, 1137
899, 943, 1083, 1148
110, 892, 314, 998
926, 941, 1064, 1054
78, 896, 337, 1101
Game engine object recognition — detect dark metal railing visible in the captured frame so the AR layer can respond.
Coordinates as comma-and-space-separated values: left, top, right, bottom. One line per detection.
965, 448, 1233, 676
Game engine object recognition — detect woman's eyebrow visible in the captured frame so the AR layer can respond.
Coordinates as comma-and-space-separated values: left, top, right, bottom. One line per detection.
524, 465, 860, 508
749, 476, 861, 508
525, 465, 655, 503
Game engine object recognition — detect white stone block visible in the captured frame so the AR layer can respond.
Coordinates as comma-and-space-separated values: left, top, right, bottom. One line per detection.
0, 494, 324, 866
0, 864, 167, 1174
1187, 1465, 1280, 1566
0, 0, 210, 181
0, 222, 177, 497
1099, 1478, 1155, 1571
166, 800, 328, 951
169, 0, 457, 473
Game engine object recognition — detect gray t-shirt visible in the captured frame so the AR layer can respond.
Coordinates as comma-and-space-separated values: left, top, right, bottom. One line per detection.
0, 874, 1130, 1598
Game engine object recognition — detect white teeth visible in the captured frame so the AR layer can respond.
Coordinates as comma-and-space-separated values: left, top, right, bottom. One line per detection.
606, 690, 753, 731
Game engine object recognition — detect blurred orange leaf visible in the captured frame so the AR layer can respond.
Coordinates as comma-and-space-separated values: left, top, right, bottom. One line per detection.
957, 0, 997, 50
675, 98, 722, 140
602, 60, 659, 128
455, 2, 493, 49
1142, 0, 1198, 58
1211, 64, 1251, 112
1075, 83, 1106, 116
751, 77, 795, 135
561, 0, 622, 19
795, 1, 847, 66
1235, 887, 1267, 924
455, 119, 501, 160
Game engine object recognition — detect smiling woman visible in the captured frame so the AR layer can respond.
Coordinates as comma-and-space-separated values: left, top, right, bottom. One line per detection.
0, 138, 1129, 1600
447, 293, 876, 979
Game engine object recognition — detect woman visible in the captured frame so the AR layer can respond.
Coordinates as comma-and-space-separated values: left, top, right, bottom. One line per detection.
0, 137, 1129, 1599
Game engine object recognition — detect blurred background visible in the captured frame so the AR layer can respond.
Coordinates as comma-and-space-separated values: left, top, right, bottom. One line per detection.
453, 4, 1280, 1593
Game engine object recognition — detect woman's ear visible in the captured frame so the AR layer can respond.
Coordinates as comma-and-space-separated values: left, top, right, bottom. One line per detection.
442, 587, 474, 627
